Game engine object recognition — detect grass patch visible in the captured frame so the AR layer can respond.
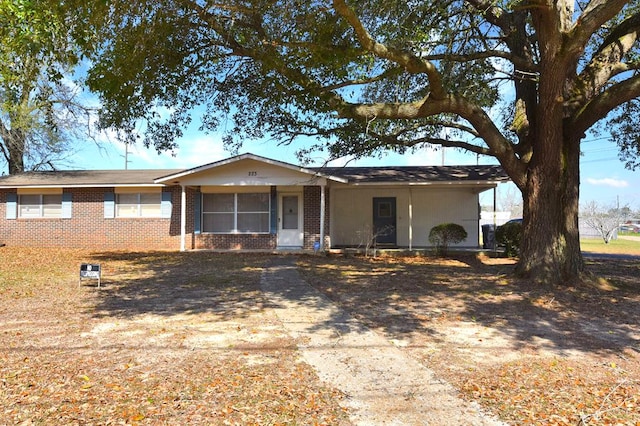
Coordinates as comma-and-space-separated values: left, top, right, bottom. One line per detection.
581, 237, 640, 255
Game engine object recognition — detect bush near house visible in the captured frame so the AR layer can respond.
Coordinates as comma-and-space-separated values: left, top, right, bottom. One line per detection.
428, 223, 468, 256
496, 220, 522, 257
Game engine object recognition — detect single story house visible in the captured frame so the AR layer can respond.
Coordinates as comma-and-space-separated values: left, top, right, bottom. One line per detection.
0, 153, 509, 251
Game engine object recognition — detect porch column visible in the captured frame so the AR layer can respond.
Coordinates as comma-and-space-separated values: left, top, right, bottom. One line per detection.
319, 183, 326, 250
180, 185, 186, 252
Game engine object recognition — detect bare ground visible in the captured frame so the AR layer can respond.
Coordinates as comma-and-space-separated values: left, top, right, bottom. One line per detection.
299, 253, 640, 425
0, 249, 349, 425
261, 256, 506, 425
0, 247, 639, 425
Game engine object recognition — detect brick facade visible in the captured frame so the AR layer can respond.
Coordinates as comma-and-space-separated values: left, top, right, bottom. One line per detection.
302, 185, 330, 250
0, 185, 330, 251
0, 187, 184, 250
195, 233, 277, 250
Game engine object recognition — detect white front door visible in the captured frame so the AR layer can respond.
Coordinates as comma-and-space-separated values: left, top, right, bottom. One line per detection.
278, 194, 303, 248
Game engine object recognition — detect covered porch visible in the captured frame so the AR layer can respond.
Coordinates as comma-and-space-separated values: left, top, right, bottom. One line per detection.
154, 154, 342, 251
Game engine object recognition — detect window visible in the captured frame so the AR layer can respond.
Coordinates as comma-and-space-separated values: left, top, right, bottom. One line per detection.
377, 201, 392, 218
19, 194, 62, 218
202, 193, 270, 233
116, 193, 162, 217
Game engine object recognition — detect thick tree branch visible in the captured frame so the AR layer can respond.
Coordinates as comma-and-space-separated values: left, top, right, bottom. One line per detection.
572, 75, 640, 136
373, 134, 493, 157
566, 0, 628, 58
467, 0, 538, 158
569, 13, 640, 113
332, 0, 446, 99
465, 0, 510, 31
465, 0, 538, 74
0, 118, 10, 162
338, 94, 527, 187
597, 12, 640, 55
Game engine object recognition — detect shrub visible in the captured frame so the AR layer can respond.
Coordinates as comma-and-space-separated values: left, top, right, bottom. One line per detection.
428, 223, 468, 256
496, 221, 522, 257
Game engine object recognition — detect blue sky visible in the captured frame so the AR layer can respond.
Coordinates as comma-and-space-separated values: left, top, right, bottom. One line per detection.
66, 124, 639, 211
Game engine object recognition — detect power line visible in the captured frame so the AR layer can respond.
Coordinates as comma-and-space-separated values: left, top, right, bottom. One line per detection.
582, 136, 615, 143
580, 157, 619, 164
582, 146, 618, 154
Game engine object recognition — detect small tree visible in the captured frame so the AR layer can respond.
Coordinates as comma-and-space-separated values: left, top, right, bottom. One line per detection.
429, 223, 467, 256
354, 224, 394, 257
581, 201, 629, 244
498, 186, 524, 219
496, 221, 523, 257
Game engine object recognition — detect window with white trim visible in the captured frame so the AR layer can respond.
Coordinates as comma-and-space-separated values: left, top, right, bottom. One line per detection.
19, 194, 62, 218
202, 193, 270, 233
116, 193, 162, 217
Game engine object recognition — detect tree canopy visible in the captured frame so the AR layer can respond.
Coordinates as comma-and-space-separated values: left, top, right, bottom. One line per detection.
82, 0, 640, 284
0, 0, 90, 174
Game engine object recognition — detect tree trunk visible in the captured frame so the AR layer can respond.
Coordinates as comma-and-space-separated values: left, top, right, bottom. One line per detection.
516, 132, 584, 284
512, 38, 586, 285
7, 128, 26, 174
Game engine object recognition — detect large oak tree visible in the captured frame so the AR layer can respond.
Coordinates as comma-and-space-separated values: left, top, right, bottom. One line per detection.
83, 1, 640, 284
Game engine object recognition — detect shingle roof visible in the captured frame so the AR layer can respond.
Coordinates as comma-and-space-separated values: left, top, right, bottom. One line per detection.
0, 160, 510, 188
312, 165, 509, 184
0, 169, 183, 188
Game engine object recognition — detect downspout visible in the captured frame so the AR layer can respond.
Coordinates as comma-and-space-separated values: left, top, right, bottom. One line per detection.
180, 185, 186, 252
408, 188, 413, 251
493, 186, 497, 227
319, 183, 326, 250
493, 186, 497, 254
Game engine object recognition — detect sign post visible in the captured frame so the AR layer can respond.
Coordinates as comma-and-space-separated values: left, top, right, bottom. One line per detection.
79, 264, 101, 288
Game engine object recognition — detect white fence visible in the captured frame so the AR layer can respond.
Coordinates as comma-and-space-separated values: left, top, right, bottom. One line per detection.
480, 212, 617, 240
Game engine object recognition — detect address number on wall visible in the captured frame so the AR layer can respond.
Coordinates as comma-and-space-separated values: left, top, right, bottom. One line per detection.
248, 171, 257, 176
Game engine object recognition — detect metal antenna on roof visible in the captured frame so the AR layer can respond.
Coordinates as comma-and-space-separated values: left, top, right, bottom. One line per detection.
123, 142, 132, 170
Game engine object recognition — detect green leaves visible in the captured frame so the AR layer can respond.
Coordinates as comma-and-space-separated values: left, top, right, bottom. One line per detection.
608, 100, 640, 170
428, 223, 469, 256
78, 0, 640, 176
84, 1, 503, 157
0, 0, 87, 173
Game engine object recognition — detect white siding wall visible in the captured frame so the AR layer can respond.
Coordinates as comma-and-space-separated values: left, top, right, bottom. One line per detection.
411, 188, 479, 246
330, 186, 481, 248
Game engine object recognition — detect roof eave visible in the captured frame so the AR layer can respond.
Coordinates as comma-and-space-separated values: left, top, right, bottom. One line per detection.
0, 183, 171, 189
342, 180, 508, 186
154, 152, 348, 184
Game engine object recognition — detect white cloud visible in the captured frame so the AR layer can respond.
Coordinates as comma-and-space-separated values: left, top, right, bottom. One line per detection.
586, 177, 629, 188
403, 147, 442, 166
128, 135, 228, 169
172, 136, 228, 167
